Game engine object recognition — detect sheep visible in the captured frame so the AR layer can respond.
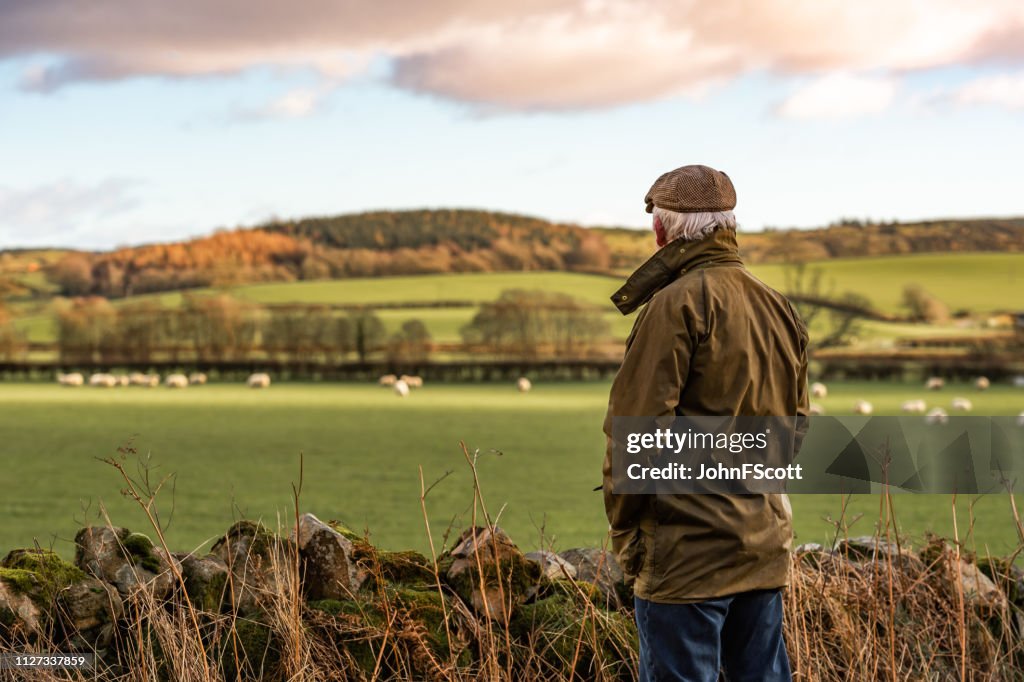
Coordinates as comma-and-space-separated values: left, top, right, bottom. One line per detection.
165, 373, 189, 389
925, 377, 945, 391
951, 396, 973, 411
517, 377, 532, 393
393, 379, 410, 397
1017, 411, 1024, 427
378, 374, 397, 387
145, 373, 160, 388
925, 407, 949, 425
400, 375, 423, 389
853, 400, 873, 416
128, 372, 150, 386
116, 374, 130, 387
188, 372, 208, 385
247, 373, 271, 389
810, 382, 828, 399
57, 372, 84, 387
808, 403, 825, 416
975, 376, 990, 391
89, 373, 117, 388
901, 399, 927, 414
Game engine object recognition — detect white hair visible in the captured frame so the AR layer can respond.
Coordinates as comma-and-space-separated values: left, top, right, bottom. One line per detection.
654, 206, 737, 242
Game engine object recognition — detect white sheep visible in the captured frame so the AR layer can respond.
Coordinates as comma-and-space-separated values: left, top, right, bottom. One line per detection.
116, 374, 130, 387
378, 374, 397, 387
853, 400, 873, 416
517, 377, 532, 393
925, 377, 945, 391
128, 372, 149, 386
247, 373, 271, 389
975, 376, 990, 391
1017, 411, 1024, 427
400, 375, 423, 389
393, 379, 410, 397
925, 407, 949, 425
951, 397, 973, 411
901, 399, 927, 414
188, 372, 208, 385
145, 373, 160, 388
165, 373, 189, 389
57, 372, 84, 387
810, 382, 828, 399
89, 373, 117, 388
808, 403, 825, 416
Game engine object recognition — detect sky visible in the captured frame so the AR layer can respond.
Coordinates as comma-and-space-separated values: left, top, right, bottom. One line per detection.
1, 1, 1023, 249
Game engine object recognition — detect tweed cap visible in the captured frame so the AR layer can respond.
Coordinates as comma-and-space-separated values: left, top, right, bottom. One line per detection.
644, 164, 736, 214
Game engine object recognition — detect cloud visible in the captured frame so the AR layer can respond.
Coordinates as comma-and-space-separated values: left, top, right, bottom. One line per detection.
0, 178, 140, 246
954, 70, 1024, 110
2, 1, 1024, 110
776, 73, 898, 120
231, 85, 336, 121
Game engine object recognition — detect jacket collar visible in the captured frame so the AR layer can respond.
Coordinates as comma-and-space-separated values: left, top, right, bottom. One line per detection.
611, 228, 744, 315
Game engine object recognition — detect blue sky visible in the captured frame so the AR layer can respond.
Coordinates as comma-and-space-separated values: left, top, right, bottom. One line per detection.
1, 1, 1023, 249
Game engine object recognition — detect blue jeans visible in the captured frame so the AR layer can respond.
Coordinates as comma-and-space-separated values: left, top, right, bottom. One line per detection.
634, 590, 791, 682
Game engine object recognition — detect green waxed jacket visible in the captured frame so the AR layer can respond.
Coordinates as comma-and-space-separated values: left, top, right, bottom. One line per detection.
602, 227, 809, 603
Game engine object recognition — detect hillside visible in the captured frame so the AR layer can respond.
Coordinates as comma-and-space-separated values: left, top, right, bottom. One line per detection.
3, 209, 1022, 301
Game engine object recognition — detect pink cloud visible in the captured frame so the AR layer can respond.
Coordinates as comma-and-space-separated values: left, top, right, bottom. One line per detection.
2, 1, 1024, 110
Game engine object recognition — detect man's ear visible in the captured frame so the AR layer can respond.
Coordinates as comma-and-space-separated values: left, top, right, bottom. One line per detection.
653, 215, 667, 247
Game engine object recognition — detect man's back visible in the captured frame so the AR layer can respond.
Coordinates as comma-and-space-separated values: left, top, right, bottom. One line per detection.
604, 227, 809, 603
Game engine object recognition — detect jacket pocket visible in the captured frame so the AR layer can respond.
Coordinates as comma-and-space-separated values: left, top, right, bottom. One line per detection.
610, 527, 647, 581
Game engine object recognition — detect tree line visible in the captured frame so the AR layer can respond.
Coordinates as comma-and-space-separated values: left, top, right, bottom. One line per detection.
47, 210, 613, 299
42, 289, 610, 366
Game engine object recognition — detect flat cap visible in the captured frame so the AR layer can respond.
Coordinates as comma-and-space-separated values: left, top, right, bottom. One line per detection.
644, 164, 736, 214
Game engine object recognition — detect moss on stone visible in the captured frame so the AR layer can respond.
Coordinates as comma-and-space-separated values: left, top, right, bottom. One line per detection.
325, 520, 364, 544
116, 533, 163, 573
198, 569, 228, 613
392, 586, 451, 654
445, 551, 543, 609
0, 568, 40, 597
511, 592, 638, 676
220, 618, 279, 680
1, 550, 88, 607
219, 520, 280, 560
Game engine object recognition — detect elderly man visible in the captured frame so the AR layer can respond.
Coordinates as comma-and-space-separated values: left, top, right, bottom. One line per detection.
603, 165, 809, 682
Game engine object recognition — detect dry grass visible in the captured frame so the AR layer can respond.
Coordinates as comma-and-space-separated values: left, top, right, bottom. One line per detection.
2, 451, 1023, 681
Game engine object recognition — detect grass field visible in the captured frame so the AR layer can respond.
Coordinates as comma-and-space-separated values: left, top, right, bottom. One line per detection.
221, 252, 1024, 316
17, 254, 1015, 345
2, 380, 1022, 562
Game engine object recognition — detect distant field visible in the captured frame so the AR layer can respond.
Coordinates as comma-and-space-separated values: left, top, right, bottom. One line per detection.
9, 253, 1022, 345
751, 252, 1023, 315
2, 381, 1022, 562
220, 253, 1024, 315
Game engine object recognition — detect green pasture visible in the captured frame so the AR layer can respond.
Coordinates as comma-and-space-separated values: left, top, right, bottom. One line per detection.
216, 253, 1024, 317
1, 381, 1022, 562
14, 253, 1019, 345
751, 252, 1023, 315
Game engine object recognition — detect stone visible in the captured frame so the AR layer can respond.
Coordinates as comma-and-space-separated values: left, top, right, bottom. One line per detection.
525, 550, 577, 581
290, 513, 365, 600
0, 579, 43, 639
444, 526, 541, 620
74, 527, 180, 600
837, 536, 925, 575
558, 547, 627, 609
1, 548, 121, 649
58, 578, 123, 649
175, 552, 229, 612
211, 520, 290, 615
920, 537, 1008, 613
